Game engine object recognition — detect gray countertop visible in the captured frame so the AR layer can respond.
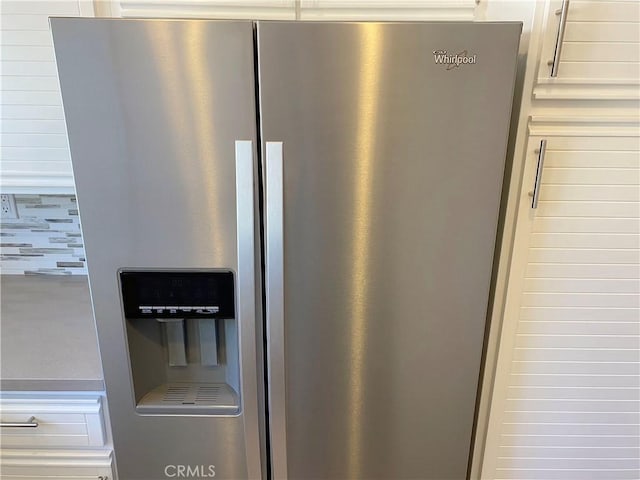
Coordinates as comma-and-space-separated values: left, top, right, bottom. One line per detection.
1, 275, 104, 391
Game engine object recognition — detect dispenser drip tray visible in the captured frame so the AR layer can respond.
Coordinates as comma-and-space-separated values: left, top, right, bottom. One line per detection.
136, 383, 239, 415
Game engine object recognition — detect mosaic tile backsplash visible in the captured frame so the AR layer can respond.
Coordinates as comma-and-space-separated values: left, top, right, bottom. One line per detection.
1, 194, 87, 275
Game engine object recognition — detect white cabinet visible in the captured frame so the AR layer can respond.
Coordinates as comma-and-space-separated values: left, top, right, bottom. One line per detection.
0, 394, 114, 480
0, 396, 106, 448
298, 0, 476, 20
114, 0, 476, 20
482, 127, 640, 480
0, 1, 94, 193
115, 0, 296, 18
0, 450, 113, 480
535, 0, 640, 100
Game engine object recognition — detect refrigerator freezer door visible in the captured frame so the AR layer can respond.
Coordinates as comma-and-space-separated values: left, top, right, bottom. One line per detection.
52, 19, 263, 480
258, 22, 521, 480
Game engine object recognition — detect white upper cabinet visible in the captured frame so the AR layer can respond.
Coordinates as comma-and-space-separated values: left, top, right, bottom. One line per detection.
536, 0, 640, 100
1, 1, 94, 193
115, 0, 296, 19
298, 0, 476, 20
115, 0, 477, 20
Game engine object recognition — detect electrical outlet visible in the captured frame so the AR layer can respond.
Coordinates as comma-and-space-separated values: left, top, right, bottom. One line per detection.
1, 194, 18, 219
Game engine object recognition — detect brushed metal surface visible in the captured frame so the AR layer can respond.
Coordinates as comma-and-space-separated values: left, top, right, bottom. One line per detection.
235, 140, 263, 479
264, 142, 288, 479
0, 417, 38, 428
52, 19, 262, 480
550, 0, 570, 77
258, 21, 521, 480
531, 139, 548, 209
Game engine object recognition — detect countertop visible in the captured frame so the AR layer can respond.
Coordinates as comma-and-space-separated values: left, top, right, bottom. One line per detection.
0, 275, 104, 391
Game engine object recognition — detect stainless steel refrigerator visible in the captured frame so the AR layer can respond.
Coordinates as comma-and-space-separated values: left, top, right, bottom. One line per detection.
52, 19, 521, 480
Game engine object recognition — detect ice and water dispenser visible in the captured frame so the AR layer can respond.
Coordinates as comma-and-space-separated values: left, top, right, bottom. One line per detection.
120, 270, 241, 415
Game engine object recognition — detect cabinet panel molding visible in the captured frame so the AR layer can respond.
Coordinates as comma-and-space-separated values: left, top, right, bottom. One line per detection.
528, 114, 640, 136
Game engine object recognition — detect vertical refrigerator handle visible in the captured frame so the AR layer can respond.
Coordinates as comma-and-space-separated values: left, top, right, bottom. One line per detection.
235, 140, 263, 480
265, 141, 288, 480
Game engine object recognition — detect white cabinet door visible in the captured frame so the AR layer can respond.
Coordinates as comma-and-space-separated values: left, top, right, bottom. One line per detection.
115, 0, 296, 18
0, 396, 106, 448
1, 467, 113, 480
0, 449, 113, 480
482, 130, 640, 480
0, 395, 113, 478
535, 0, 640, 100
0, 1, 94, 193
298, 0, 476, 20
114, 0, 476, 20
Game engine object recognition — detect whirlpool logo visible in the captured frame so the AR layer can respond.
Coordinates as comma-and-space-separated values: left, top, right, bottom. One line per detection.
164, 465, 216, 478
433, 50, 477, 70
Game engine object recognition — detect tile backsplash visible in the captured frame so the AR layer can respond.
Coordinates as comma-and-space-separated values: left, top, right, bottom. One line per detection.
1, 194, 87, 275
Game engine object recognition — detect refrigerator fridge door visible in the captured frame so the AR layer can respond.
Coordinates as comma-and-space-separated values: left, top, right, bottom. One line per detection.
52, 19, 265, 480
258, 22, 521, 480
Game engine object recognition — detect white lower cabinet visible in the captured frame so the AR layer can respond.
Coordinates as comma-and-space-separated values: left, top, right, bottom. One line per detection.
0, 449, 113, 479
0, 394, 114, 480
482, 128, 640, 479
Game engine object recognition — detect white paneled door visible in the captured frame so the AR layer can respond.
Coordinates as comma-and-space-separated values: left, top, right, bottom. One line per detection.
115, 0, 477, 20
483, 132, 640, 480
298, 0, 476, 20
535, 0, 640, 100
0, 1, 94, 193
115, 0, 297, 19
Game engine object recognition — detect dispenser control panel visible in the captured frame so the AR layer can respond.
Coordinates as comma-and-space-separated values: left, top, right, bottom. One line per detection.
120, 270, 235, 319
